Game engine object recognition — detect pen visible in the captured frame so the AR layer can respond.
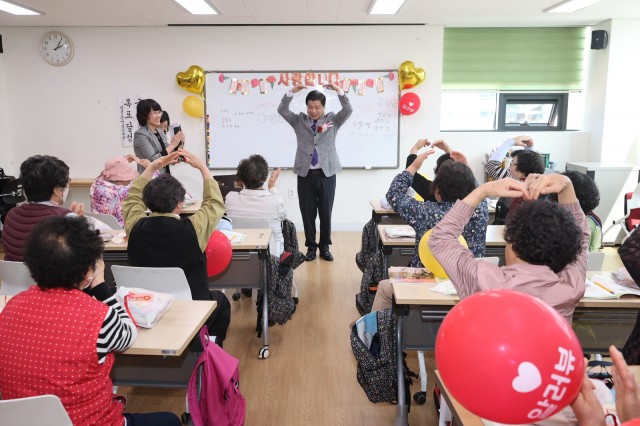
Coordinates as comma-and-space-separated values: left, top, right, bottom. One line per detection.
592, 279, 615, 295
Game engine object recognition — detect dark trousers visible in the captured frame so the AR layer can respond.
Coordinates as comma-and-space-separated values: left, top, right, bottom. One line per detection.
297, 171, 336, 251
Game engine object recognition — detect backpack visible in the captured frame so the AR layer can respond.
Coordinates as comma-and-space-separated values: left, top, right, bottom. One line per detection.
187, 326, 246, 426
256, 254, 296, 337
281, 219, 306, 270
350, 309, 416, 404
355, 219, 385, 315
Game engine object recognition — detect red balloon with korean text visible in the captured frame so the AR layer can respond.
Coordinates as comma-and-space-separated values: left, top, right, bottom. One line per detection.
435, 289, 584, 424
205, 230, 232, 277
399, 92, 421, 116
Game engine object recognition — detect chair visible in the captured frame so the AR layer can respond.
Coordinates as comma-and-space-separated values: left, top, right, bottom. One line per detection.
605, 182, 640, 242
0, 260, 34, 295
587, 251, 605, 271
226, 216, 299, 302
0, 395, 72, 426
85, 212, 123, 230
476, 256, 500, 265
111, 265, 192, 300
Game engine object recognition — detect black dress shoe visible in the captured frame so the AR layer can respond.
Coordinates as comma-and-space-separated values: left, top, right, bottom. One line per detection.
319, 249, 334, 261
305, 249, 317, 261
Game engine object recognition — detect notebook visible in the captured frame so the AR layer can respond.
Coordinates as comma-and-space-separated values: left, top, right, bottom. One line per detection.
584, 274, 640, 299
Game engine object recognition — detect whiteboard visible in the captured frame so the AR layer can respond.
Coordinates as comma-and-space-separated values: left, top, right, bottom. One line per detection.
205, 70, 400, 170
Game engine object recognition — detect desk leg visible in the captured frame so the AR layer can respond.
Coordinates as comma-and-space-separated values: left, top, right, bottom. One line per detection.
395, 313, 408, 426
258, 248, 270, 359
438, 394, 452, 426
382, 246, 391, 280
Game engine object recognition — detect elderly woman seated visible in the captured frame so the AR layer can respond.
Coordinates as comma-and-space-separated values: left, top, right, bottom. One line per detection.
0, 216, 180, 426
1, 155, 84, 261
225, 154, 286, 257
90, 155, 150, 227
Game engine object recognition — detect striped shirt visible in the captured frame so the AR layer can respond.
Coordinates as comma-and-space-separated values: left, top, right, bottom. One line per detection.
86, 283, 137, 363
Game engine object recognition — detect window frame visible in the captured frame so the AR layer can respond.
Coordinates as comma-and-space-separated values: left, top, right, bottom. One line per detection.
497, 93, 568, 131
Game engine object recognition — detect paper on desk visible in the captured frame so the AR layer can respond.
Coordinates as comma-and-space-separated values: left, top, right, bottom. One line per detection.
110, 231, 126, 244
431, 279, 458, 296
384, 225, 415, 239
220, 230, 246, 243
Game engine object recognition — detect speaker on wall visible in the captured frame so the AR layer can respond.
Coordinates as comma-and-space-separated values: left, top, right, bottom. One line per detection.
0, 34, 3, 54
591, 30, 608, 50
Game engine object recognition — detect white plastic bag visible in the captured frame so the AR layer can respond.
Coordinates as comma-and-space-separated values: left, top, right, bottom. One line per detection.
115, 287, 175, 328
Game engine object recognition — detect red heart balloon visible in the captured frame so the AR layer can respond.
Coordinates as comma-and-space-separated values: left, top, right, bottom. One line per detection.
436, 289, 584, 424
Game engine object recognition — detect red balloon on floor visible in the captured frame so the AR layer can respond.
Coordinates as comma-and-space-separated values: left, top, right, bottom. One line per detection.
435, 289, 584, 424
205, 230, 232, 277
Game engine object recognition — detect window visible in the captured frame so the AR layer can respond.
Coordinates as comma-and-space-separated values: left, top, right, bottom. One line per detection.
441, 92, 497, 131
441, 27, 586, 131
497, 93, 568, 131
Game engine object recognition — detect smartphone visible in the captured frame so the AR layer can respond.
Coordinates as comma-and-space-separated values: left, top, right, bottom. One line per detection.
173, 124, 182, 135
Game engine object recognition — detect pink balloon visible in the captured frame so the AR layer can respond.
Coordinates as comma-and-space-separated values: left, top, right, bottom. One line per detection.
205, 230, 232, 277
436, 289, 584, 424
399, 92, 420, 116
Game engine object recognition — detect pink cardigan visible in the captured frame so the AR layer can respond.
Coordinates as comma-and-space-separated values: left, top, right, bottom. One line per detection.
429, 201, 588, 323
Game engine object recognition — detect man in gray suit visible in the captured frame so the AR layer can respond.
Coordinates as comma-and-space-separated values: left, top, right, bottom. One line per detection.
278, 82, 353, 261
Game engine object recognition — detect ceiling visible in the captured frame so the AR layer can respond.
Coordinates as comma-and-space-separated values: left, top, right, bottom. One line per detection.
0, 0, 639, 27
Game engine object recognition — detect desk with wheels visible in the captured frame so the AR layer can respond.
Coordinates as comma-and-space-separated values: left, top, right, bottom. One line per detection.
377, 224, 508, 278
207, 228, 272, 359
391, 279, 640, 426
102, 228, 273, 360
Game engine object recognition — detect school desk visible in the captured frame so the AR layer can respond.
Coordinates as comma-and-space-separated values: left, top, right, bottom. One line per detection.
0, 297, 216, 388
207, 228, 273, 359
391, 280, 640, 426
377, 224, 507, 276
434, 366, 640, 426
110, 300, 216, 388
103, 228, 274, 359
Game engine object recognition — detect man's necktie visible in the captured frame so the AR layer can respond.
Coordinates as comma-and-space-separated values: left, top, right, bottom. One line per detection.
311, 120, 319, 166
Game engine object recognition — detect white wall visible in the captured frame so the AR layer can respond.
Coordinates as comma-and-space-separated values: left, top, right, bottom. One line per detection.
584, 19, 640, 163
0, 25, 594, 229
0, 51, 11, 175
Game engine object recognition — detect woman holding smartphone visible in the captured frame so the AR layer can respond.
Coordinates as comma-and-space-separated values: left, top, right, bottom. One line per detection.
133, 99, 185, 174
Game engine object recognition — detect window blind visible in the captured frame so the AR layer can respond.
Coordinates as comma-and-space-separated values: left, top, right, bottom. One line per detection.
443, 28, 586, 91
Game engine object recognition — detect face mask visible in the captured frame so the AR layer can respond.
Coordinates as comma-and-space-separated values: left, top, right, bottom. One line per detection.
60, 186, 69, 204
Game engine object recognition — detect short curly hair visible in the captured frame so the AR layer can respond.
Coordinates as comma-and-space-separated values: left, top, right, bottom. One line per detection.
20, 155, 70, 202
504, 199, 582, 273
136, 98, 162, 127
143, 174, 186, 213
237, 155, 269, 189
431, 161, 477, 202
562, 171, 600, 214
24, 216, 103, 290
511, 150, 545, 176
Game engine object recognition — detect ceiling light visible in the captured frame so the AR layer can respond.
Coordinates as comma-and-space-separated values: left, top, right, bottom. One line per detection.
0, 0, 42, 15
174, 0, 218, 15
368, 0, 407, 15
544, 0, 603, 13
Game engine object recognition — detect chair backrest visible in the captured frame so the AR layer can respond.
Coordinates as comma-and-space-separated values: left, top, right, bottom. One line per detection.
587, 251, 605, 271
476, 257, 500, 265
0, 395, 72, 426
85, 212, 123, 230
226, 216, 270, 229
111, 265, 192, 300
0, 260, 34, 296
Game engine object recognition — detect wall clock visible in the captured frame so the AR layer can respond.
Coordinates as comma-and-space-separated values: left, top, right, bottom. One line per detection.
40, 31, 74, 66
